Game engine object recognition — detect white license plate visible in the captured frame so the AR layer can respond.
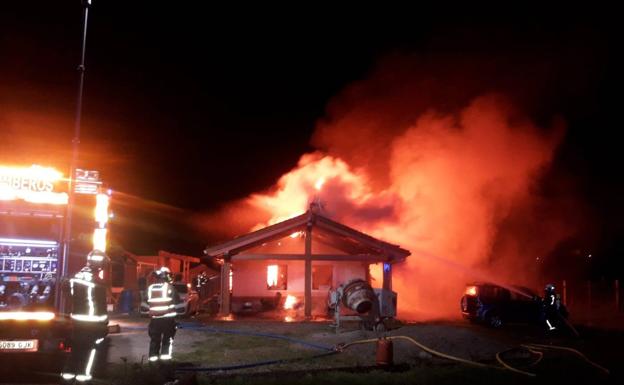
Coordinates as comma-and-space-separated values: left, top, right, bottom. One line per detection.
0, 339, 39, 352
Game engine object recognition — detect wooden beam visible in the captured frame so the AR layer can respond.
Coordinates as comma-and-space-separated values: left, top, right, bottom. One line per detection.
364, 262, 371, 285
315, 215, 410, 261
304, 224, 312, 318
204, 213, 309, 257
219, 257, 231, 316
382, 262, 392, 291
231, 253, 388, 262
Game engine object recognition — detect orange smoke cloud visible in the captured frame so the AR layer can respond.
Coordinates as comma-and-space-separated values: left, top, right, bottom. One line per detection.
233, 94, 564, 319
200, 92, 569, 319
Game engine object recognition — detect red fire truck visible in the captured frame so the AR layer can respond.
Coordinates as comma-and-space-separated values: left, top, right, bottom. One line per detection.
0, 165, 111, 375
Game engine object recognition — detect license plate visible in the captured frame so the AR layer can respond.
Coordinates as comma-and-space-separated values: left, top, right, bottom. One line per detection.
0, 340, 39, 352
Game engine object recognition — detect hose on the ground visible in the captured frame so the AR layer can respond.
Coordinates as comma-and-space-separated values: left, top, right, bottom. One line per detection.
522, 343, 610, 375
495, 349, 537, 377
525, 347, 544, 366
337, 336, 502, 370
122, 322, 608, 377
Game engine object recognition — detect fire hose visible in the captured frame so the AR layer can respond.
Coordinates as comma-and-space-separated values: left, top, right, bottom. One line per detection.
174, 327, 520, 375
521, 343, 610, 375
334, 337, 609, 378
126, 323, 609, 377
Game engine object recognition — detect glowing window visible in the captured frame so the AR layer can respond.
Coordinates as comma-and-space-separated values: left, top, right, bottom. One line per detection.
266, 264, 287, 290
312, 265, 332, 290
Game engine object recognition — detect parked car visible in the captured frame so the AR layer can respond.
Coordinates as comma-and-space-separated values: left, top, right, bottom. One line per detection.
140, 282, 200, 317
460, 282, 541, 328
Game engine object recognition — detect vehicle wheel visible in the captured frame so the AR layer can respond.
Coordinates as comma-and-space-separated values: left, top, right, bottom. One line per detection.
487, 313, 503, 328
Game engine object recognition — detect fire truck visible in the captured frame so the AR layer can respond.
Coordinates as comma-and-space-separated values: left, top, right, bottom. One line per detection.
0, 165, 111, 374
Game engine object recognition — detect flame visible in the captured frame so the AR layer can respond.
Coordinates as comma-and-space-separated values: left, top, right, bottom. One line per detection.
315, 177, 325, 191
204, 93, 566, 320
284, 316, 294, 322
249, 154, 371, 229
283, 295, 297, 310
267, 265, 278, 287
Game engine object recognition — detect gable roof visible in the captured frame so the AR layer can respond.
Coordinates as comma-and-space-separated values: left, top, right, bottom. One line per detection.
204, 210, 410, 263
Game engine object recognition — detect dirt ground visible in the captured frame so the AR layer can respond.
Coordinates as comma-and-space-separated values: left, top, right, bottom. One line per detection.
100, 314, 623, 385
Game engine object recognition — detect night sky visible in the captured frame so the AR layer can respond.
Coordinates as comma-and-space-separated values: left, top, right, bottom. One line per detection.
1, 4, 620, 276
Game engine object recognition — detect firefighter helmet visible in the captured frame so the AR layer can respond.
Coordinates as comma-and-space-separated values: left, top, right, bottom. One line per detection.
153, 267, 173, 283
86, 250, 109, 269
544, 283, 556, 296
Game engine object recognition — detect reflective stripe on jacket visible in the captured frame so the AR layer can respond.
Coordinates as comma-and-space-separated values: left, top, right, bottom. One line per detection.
70, 276, 108, 323
147, 283, 178, 318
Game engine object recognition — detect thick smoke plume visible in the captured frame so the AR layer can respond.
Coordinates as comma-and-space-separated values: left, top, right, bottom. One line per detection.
200, 54, 580, 319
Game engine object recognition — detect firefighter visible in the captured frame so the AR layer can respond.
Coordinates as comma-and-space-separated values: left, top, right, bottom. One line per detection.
542, 283, 568, 331
61, 250, 109, 383
147, 266, 181, 362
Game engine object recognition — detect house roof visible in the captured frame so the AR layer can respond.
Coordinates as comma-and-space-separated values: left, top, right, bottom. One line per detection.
134, 251, 200, 266
204, 210, 410, 263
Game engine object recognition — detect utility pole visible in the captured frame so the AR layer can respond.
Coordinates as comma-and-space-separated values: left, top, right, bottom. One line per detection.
58, 0, 92, 311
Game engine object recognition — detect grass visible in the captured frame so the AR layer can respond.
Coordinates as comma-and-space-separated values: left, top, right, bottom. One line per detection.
103, 361, 524, 385
102, 319, 619, 384
197, 366, 530, 385
175, 334, 295, 365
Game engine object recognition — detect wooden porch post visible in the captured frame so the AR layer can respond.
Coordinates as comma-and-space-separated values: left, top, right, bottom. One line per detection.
382, 260, 392, 291
219, 254, 231, 316
304, 223, 313, 318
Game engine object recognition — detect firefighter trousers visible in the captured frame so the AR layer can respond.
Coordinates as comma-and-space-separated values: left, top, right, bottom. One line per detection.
148, 317, 177, 361
62, 322, 107, 383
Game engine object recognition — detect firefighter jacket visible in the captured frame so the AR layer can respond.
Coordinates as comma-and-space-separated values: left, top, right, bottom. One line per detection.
69, 271, 108, 324
147, 282, 180, 318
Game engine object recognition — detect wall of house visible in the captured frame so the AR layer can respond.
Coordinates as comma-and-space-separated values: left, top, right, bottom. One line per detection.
232, 259, 367, 298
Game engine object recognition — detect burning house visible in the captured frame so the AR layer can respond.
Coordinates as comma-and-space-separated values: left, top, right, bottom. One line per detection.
204, 207, 410, 319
